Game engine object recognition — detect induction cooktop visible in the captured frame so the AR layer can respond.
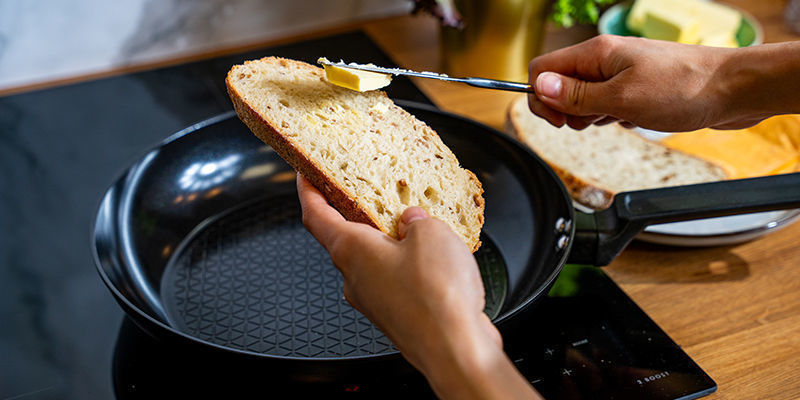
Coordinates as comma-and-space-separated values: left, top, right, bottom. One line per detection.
0, 30, 714, 399
111, 264, 716, 399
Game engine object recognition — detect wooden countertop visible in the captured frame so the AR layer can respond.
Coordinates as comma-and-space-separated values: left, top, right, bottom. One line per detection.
361, 3, 800, 399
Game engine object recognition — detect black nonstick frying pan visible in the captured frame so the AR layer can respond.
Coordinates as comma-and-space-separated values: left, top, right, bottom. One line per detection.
92, 100, 800, 382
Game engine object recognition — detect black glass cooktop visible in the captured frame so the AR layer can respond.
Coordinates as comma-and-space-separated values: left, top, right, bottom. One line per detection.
110, 264, 716, 399
0, 31, 714, 399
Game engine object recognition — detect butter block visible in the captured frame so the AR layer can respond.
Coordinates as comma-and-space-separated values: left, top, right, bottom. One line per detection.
641, 8, 700, 44
692, 0, 742, 40
627, 0, 742, 47
627, 0, 692, 32
699, 31, 738, 48
319, 59, 392, 92
627, 0, 653, 32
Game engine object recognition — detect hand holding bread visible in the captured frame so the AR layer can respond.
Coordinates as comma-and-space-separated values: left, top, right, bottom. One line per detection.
296, 174, 537, 400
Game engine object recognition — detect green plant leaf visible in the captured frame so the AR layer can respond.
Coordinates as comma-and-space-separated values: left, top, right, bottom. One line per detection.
551, 0, 617, 27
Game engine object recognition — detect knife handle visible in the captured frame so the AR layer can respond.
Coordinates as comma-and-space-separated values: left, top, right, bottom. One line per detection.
464, 77, 535, 93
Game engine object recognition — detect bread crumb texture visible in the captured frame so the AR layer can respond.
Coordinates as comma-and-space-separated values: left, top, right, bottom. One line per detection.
507, 96, 727, 210
227, 57, 484, 251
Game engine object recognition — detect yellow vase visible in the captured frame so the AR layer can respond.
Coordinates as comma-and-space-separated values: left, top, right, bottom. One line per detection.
440, 0, 549, 82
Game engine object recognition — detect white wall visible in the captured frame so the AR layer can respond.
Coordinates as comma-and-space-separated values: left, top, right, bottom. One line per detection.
0, 0, 411, 91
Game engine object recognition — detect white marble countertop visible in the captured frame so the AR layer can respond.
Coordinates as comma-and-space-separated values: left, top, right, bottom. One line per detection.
0, 0, 410, 92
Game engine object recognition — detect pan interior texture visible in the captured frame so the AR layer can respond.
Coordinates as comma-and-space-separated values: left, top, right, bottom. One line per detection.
160, 194, 507, 358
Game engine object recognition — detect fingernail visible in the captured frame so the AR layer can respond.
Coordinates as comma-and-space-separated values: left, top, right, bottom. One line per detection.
401, 207, 429, 224
536, 72, 562, 99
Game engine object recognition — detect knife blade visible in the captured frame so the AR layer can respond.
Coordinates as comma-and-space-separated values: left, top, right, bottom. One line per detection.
317, 58, 534, 93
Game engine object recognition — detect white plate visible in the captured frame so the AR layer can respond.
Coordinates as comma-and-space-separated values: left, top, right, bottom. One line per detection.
639, 210, 800, 246
634, 128, 800, 246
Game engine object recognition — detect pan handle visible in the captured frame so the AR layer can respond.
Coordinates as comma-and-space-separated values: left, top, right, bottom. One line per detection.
568, 173, 800, 266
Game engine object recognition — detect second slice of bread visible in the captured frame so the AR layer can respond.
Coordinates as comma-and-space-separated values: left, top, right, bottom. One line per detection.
506, 96, 728, 210
227, 57, 484, 251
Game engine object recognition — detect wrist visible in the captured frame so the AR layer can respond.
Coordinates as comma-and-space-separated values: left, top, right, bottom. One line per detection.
422, 320, 501, 398
420, 317, 495, 384
417, 315, 539, 399
716, 42, 800, 124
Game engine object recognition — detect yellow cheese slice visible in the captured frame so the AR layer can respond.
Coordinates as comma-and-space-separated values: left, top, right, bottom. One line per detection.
662, 129, 800, 179
745, 114, 800, 153
319, 59, 392, 92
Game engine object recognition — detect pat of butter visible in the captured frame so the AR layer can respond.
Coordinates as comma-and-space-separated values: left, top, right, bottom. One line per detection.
318, 58, 392, 92
641, 8, 700, 44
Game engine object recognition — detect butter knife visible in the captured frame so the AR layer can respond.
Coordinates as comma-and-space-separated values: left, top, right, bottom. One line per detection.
317, 59, 534, 93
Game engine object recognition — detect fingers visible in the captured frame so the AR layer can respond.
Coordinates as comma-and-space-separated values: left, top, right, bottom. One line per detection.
534, 72, 608, 117
528, 94, 609, 130
398, 208, 451, 244
565, 114, 604, 130
527, 35, 627, 121
594, 116, 619, 126
527, 94, 567, 128
528, 34, 620, 81
296, 174, 346, 249
298, 174, 395, 278
398, 209, 469, 254
397, 207, 430, 239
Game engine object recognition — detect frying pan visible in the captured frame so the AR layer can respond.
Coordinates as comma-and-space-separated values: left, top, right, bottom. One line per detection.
92, 101, 800, 382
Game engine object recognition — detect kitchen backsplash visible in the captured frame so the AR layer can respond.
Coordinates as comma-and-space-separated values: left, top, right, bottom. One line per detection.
0, 0, 409, 91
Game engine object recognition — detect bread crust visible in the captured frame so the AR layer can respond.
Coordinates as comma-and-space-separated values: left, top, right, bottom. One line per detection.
505, 96, 727, 210
463, 169, 484, 251
505, 104, 615, 210
227, 57, 483, 252
227, 65, 382, 233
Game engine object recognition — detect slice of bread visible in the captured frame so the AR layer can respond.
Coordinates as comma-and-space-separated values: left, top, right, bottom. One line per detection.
227, 57, 484, 251
506, 96, 727, 210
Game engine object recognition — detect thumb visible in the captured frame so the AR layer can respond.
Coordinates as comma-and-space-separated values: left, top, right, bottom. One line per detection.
397, 207, 430, 239
535, 71, 605, 116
